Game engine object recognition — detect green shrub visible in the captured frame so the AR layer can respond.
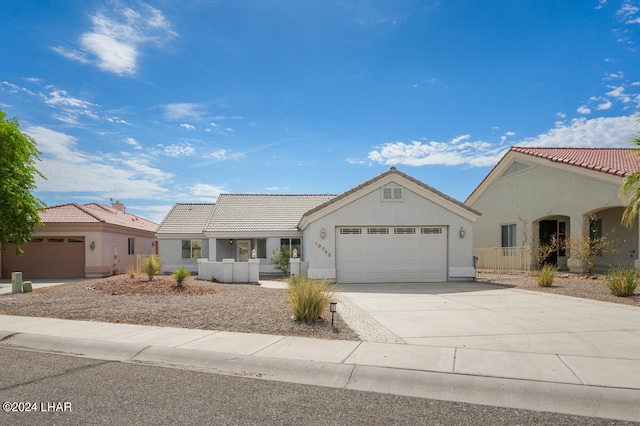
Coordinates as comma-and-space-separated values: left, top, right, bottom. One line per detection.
141, 255, 162, 281
606, 266, 638, 297
537, 264, 557, 287
270, 248, 290, 275
287, 276, 337, 322
172, 266, 190, 288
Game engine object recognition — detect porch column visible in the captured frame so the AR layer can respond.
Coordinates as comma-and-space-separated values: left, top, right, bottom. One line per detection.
567, 215, 588, 273
208, 238, 216, 261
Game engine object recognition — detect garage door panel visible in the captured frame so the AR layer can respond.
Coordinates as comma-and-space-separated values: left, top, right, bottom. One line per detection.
1, 237, 85, 279
336, 226, 447, 283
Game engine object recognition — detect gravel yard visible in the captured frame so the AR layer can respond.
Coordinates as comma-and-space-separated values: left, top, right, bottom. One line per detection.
0, 276, 359, 341
476, 270, 640, 307
0, 272, 637, 343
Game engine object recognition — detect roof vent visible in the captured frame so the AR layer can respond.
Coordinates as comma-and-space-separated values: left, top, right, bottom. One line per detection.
390, 166, 396, 170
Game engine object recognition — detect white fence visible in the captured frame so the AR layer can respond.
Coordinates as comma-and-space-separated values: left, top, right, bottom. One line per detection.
473, 247, 533, 274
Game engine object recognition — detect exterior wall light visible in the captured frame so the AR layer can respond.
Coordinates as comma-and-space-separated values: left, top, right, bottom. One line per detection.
229, 239, 233, 245
459, 227, 465, 238
251, 248, 257, 259
90, 241, 95, 250
320, 228, 326, 239
292, 248, 298, 258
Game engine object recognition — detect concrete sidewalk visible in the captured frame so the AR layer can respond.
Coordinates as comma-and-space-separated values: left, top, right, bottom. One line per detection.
1, 312, 640, 422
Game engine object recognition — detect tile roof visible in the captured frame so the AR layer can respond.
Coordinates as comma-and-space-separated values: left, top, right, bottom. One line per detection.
206, 194, 336, 232
510, 147, 640, 177
156, 204, 216, 234
465, 146, 640, 203
40, 203, 158, 232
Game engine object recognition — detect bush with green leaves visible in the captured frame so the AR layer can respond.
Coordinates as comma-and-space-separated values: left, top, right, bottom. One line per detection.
141, 255, 162, 281
270, 248, 290, 275
172, 266, 190, 288
536, 264, 557, 287
606, 266, 638, 297
287, 276, 337, 322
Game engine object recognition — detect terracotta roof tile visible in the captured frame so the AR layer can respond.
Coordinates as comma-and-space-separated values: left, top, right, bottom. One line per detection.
510, 147, 640, 177
40, 203, 157, 232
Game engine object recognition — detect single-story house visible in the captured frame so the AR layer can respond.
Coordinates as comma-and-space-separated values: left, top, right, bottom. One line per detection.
466, 147, 640, 272
1, 201, 158, 279
158, 167, 481, 283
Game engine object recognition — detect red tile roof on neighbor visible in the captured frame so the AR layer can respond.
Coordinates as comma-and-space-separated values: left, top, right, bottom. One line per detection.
510, 147, 640, 177
40, 203, 158, 232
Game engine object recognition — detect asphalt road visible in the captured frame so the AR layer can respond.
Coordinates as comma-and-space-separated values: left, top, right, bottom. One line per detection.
0, 347, 636, 426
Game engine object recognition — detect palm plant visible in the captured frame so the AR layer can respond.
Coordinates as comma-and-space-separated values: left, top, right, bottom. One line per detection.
620, 114, 640, 227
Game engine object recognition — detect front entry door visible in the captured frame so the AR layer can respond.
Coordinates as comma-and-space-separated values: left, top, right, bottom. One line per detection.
539, 220, 558, 266
237, 240, 251, 262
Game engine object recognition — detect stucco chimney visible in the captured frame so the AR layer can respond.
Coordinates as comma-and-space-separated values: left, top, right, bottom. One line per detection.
112, 200, 125, 212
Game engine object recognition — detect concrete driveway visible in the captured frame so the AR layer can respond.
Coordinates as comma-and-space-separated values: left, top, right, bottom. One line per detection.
338, 281, 640, 361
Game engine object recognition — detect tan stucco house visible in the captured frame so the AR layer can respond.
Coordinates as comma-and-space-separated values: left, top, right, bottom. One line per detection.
466, 147, 640, 272
1, 201, 158, 279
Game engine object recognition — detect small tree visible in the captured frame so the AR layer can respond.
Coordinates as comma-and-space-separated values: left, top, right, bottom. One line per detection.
270, 248, 290, 275
565, 217, 621, 275
0, 109, 46, 255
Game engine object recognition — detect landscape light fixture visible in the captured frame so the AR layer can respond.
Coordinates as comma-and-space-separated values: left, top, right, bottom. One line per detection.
330, 301, 337, 328
459, 227, 465, 238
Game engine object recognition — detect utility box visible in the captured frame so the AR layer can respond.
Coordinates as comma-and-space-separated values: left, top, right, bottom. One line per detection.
11, 272, 22, 294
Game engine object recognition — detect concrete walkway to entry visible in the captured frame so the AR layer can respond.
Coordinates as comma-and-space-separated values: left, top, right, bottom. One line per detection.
1, 280, 640, 421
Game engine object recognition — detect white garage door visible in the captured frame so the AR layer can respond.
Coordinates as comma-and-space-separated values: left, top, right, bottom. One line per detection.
336, 226, 447, 283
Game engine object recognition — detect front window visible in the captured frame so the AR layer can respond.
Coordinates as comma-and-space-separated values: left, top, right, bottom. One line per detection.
501, 224, 517, 248
256, 239, 267, 258
128, 238, 135, 255
182, 240, 202, 259
280, 238, 301, 258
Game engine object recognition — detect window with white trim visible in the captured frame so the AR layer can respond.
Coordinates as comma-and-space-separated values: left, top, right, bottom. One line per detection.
394, 227, 416, 235
340, 228, 362, 235
367, 227, 389, 235
182, 240, 202, 259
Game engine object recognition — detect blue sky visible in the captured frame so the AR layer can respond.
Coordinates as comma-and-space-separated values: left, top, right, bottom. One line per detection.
2, 0, 640, 223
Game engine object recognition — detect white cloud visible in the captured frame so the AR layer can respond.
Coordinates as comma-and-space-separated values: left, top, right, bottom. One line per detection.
163, 103, 206, 121
26, 126, 171, 199
368, 137, 505, 168
597, 101, 613, 110
606, 85, 632, 102
190, 183, 225, 202
124, 137, 142, 149
180, 123, 195, 130
556, 112, 567, 119
577, 105, 592, 114
366, 115, 639, 169
53, 3, 176, 76
204, 149, 245, 162
163, 144, 195, 157
518, 116, 638, 148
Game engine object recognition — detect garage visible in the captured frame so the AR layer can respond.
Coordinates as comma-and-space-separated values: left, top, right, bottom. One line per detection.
1, 237, 85, 279
336, 226, 447, 283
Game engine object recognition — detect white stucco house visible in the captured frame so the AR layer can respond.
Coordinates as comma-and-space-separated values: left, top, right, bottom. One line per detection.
157, 167, 481, 283
466, 147, 640, 273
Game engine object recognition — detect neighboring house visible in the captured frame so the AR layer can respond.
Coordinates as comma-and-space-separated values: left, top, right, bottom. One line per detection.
466, 147, 640, 272
158, 167, 481, 283
0, 201, 158, 279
